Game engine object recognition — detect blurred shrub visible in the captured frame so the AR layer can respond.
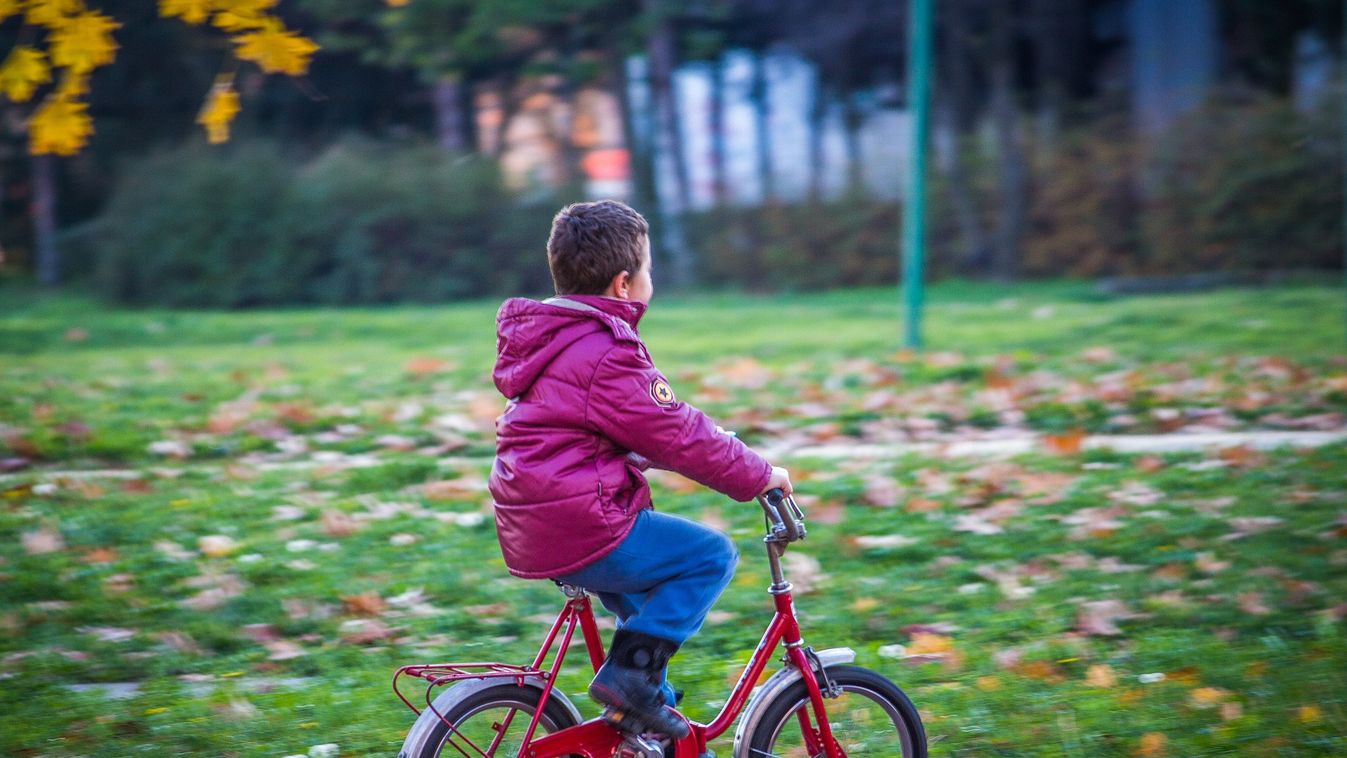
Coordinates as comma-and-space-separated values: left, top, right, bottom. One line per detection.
88, 93, 1339, 305
94, 139, 556, 306
1142, 93, 1341, 273
1022, 118, 1143, 277
686, 195, 900, 290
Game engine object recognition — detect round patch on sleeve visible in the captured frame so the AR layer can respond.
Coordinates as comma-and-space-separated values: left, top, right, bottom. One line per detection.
650, 378, 676, 406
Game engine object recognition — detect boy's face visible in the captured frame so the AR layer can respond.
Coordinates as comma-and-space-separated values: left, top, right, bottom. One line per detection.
628, 235, 654, 305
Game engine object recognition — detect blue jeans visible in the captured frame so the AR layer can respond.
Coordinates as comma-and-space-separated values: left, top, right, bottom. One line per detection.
556, 508, 739, 707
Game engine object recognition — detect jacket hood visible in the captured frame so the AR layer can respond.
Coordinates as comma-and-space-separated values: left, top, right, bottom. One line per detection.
493, 295, 648, 399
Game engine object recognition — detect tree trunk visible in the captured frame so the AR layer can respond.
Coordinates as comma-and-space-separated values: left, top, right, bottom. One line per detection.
750, 49, 774, 203
1029, 0, 1064, 161
489, 77, 521, 159
613, 48, 657, 213
709, 57, 728, 206
32, 153, 58, 286
432, 76, 469, 153
990, 3, 1027, 281
807, 79, 827, 202
842, 96, 864, 193
645, 4, 694, 284
939, 0, 988, 268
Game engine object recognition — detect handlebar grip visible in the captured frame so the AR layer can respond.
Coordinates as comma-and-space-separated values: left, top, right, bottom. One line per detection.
759, 487, 800, 542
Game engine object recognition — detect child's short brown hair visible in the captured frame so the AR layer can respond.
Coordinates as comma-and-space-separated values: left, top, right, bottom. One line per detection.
547, 200, 649, 295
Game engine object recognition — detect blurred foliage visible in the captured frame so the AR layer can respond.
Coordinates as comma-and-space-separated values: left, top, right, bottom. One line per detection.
81, 87, 1345, 306
89, 139, 559, 306
687, 196, 900, 291
1142, 93, 1342, 273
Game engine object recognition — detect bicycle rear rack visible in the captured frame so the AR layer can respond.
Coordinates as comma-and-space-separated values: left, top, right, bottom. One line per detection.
392, 662, 548, 717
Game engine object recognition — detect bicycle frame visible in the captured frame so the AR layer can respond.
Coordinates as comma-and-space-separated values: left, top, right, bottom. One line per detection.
392, 538, 845, 758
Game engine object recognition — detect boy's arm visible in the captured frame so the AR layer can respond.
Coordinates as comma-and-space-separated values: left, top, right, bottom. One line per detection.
588, 345, 773, 502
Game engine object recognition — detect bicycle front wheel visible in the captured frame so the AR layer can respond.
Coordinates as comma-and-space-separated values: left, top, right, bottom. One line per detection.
741, 665, 926, 758
399, 682, 581, 758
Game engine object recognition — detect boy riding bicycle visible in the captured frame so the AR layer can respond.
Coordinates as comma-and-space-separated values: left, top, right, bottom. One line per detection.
487, 200, 792, 741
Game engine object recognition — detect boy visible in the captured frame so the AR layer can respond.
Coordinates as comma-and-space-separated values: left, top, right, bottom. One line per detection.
487, 200, 791, 740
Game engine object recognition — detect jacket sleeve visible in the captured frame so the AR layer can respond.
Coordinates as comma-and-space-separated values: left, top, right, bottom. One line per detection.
587, 344, 773, 502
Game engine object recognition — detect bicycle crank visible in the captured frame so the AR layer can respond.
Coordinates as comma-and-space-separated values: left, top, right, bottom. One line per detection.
616, 734, 665, 758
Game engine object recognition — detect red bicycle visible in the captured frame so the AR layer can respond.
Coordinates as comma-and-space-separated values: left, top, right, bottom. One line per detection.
392, 490, 927, 757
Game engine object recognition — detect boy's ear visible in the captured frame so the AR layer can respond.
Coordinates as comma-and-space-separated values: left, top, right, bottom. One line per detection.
605, 269, 632, 299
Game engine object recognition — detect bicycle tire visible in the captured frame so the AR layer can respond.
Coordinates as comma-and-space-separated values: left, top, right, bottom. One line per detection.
741, 665, 926, 758
401, 682, 582, 758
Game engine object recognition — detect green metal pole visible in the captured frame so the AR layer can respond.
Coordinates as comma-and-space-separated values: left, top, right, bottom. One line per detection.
902, 0, 933, 349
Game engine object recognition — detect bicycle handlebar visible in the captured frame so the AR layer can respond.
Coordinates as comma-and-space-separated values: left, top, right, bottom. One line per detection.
757, 487, 807, 544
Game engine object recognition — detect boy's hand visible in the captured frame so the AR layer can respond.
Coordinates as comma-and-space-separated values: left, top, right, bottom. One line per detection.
761, 466, 793, 497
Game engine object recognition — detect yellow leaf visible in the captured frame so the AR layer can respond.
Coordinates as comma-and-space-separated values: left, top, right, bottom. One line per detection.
974, 675, 1001, 691
0, 46, 51, 102
907, 632, 954, 655
1189, 687, 1231, 708
850, 597, 880, 612
217, 0, 278, 12
29, 94, 93, 155
197, 77, 240, 144
56, 70, 88, 97
233, 19, 319, 75
1085, 664, 1117, 688
159, 0, 211, 24
24, 0, 80, 27
1297, 704, 1322, 723
1135, 732, 1166, 757
211, 0, 277, 31
49, 10, 121, 74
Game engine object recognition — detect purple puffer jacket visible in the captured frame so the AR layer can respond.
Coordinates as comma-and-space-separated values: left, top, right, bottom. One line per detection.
487, 294, 773, 578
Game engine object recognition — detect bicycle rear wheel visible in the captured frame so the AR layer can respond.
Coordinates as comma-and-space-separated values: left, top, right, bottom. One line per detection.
399, 682, 581, 758
741, 665, 926, 757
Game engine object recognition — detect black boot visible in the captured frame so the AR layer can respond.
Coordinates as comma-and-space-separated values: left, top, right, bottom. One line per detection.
590, 629, 689, 739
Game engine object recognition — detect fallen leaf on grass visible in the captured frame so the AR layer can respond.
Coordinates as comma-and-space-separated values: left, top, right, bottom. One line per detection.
198, 535, 239, 557
320, 509, 362, 537
77, 626, 136, 643
339, 618, 396, 645
1135, 732, 1167, 757
953, 514, 1004, 535
852, 534, 918, 549
1085, 664, 1117, 688
180, 573, 246, 611
861, 474, 903, 508
153, 631, 205, 655
1194, 552, 1230, 574
422, 477, 489, 501
1077, 600, 1144, 636
782, 552, 826, 594
148, 439, 192, 458
22, 524, 65, 555
1218, 445, 1267, 469
1042, 429, 1086, 455
341, 592, 387, 617
851, 597, 880, 612
1189, 687, 1232, 708
904, 497, 942, 513
1222, 517, 1283, 541
1237, 592, 1272, 615
405, 357, 451, 377
1297, 705, 1322, 723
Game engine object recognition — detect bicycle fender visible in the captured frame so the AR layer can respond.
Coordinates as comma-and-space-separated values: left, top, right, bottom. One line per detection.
397, 676, 584, 758
731, 647, 855, 758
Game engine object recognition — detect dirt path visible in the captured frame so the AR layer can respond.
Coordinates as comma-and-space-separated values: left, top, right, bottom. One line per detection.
5, 430, 1344, 485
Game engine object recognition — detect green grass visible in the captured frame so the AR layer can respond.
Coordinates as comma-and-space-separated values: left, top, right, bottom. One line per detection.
1, 279, 1345, 756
